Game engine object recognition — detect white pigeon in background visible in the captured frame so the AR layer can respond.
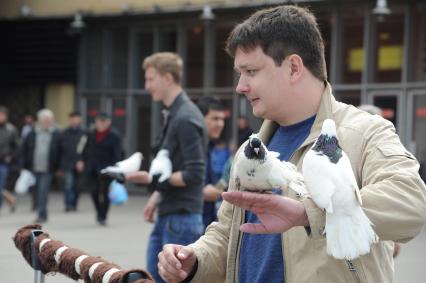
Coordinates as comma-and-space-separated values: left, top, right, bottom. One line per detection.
232, 133, 307, 195
302, 119, 378, 260
101, 152, 143, 182
149, 149, 172, 182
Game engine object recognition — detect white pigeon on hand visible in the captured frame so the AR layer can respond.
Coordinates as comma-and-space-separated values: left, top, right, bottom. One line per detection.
149, 149, 172, 183
101, 152, 143, 182
302, 119, 378, 260
233, 133, 307, 195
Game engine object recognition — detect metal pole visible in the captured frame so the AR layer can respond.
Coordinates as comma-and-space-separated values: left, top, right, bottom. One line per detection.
31, 230, 45, 283
125, 271, 147, 282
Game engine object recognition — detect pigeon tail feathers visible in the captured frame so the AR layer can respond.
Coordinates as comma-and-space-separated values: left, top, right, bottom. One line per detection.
325, 206, 378, 260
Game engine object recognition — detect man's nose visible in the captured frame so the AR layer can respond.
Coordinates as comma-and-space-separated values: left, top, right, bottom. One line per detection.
236, 76, 249, 95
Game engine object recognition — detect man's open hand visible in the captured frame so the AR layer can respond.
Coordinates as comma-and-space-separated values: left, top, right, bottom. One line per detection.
222, 191, 308, 233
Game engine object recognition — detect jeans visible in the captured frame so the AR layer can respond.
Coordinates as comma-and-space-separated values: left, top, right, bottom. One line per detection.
63, 170, 79, 209
34, 173, 53, 220
147, 213, 204, 283
0, 164, 9, 208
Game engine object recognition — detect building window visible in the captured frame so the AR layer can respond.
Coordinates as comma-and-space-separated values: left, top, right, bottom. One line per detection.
342, 10, 364, 83
373, 11, 404, 83
186, 24, 204, 88
335, 91, 361, 106
111, 28, 129, 89
412, 4, 426, 82
214, 26, 234, 87
85, 30, 103, 89
159, 27, 177, 52
134, 31, 154, 89
373, 95, 398, 125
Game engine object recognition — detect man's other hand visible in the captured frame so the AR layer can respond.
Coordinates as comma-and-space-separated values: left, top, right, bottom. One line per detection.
158, 244, 197, 283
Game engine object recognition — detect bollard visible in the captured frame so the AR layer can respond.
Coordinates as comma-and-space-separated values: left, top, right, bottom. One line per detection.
30, 230, 45, 283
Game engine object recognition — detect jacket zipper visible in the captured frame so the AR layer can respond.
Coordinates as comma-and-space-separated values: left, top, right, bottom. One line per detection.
233, 209, 244, 282
346, 260, 361, 283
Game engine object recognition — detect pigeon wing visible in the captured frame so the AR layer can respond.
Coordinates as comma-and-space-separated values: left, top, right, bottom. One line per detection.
302, 151, 337, 213
337, 151, 363, 205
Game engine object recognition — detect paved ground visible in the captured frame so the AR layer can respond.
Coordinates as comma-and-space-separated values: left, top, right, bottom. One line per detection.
1, 191, 425, 283
1, 191, 152, 283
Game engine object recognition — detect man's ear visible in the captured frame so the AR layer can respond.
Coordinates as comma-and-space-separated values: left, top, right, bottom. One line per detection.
288, 54, 304, 83
164, 72, 175, 85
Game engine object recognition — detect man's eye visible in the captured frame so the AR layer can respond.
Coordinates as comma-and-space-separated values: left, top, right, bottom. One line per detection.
247, 69, 257, 76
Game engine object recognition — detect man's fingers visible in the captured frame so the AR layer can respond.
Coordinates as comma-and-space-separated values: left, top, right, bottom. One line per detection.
158, 263, 184, 283
222, 191, 270, 211
163, 245, 185, 270
176, 245, 194, 261
158, 252, 186, 279
240, 223, 269, 234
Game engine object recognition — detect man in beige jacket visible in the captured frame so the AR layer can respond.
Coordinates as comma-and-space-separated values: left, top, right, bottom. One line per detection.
157, 5, 426, 283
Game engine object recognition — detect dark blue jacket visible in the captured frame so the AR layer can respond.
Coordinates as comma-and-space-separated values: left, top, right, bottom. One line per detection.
60, 126, 87, 171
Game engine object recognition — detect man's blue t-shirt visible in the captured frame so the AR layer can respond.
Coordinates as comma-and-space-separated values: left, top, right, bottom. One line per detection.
239, 115, 315, 283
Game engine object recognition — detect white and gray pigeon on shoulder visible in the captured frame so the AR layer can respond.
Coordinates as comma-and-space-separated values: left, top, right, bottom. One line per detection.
101, 152, 143, 183
302, 118, 378, 260
233, 133, 307, 195
149, 149, 172, 183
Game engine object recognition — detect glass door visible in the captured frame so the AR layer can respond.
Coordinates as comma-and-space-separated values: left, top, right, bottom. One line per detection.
368, 91, 403, 136
408, 91, 426, 181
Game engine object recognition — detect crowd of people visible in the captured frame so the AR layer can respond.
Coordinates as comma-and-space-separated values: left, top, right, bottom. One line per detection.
1, 4, 426, 283
0, 107, 129, 225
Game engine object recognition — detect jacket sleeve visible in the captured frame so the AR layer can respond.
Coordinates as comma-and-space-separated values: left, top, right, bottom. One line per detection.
10, 125, 20, 161
188, 147, 246, 282
360, 121, 426, 242
19, 132, 32, 170
189, 175, 234, 282
112, 132, 122, 164
59, 130, 67, 171
176, 119, 206, 187
52, 131, 63, 171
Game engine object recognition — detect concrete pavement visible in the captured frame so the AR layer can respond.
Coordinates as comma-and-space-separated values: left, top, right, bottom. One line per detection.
1, 191, 152, 283
1, 191, 425, 283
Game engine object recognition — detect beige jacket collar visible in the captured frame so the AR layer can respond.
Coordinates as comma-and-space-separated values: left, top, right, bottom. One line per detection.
258, 82, 335, 149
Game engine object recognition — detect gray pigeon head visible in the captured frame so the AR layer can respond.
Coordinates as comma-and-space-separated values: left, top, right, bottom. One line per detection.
312, 119, 342, 164
244, 134, 266, 161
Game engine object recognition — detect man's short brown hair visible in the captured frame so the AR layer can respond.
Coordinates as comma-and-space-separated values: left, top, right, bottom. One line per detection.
226, 5, 327, 82
143, 52, 183, 84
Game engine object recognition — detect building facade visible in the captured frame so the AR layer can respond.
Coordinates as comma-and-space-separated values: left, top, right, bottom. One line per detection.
1, 0, 426, 171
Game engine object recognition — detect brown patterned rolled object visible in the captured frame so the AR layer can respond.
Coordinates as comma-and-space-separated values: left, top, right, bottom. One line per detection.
57, 247, 86, 280
36, 238, 65, 273
13, 225, 155, 283
12, 224, 43, 268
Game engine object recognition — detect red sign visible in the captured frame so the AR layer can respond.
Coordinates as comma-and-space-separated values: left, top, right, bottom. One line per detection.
416, 107, 426, 118
87, 109, 98, 117
223, 109, 231, 118
114, 108, 126, 117
382, 108, 394, 119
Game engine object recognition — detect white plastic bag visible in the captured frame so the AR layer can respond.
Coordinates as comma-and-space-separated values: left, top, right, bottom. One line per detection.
14, 169, 36, 195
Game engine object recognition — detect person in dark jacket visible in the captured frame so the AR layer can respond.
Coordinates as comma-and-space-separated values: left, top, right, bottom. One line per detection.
21, 109, 62, 223
126, 52, 208, 283
82, 112, 121, 225
59, 111, 87, 212
0, 106, 19, 213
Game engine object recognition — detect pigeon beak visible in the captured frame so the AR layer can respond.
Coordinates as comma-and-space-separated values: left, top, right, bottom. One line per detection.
254, 148, 259, 155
